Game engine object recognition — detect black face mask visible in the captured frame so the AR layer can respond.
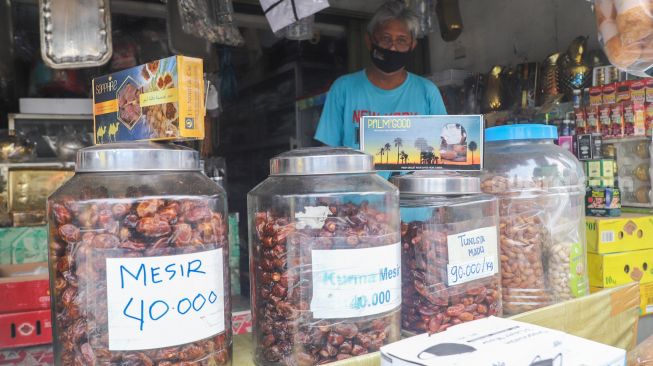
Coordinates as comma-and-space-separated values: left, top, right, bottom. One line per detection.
369, 43, 412, 74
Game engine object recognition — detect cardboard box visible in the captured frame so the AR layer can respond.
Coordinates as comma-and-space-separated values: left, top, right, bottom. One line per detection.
586, 159, 616, 178
603, 83, 617, 104
360, 115, 483, 171
588, 177, 616, 188
588, 248, 653, 287
0, 309, 52, 349
586, 213, 653, 253
600, 104, 612, 137
380, 317, 626, 366
587, 106, 600, 134
631, 80, 646, 103
556, 135, 574, 155
0, 263, 50, 314
646, 78, 653, 103
0, 344, 53, 365
586, 187, 621, 217
611, 103, 624, 137
0, 226, 47, 265
590, 86, 604, 106
617, 81, 631, 103
92, 55, 205, 144
591, 282, 653, 316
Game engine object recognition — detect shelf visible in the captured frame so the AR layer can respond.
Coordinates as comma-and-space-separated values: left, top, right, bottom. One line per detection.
603, 136, 651, 142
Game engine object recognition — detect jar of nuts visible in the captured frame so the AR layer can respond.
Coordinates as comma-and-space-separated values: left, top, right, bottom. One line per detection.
48, 143, 232, 365
482, 124, 588, 315
248, 147, 401, 365
391, 172, 501, 335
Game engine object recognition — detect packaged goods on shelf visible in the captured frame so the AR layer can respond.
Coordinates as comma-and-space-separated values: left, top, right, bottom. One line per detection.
0, 344, 53, 366
588, 248, 653, 287
578, 133, 604, 160
92, 55, 205, 143
586, 159, 617, 178
0, 310, 52, 349
0, 226, 47, 265
591, 86, 604, 106
380, 316, 626, 366
612, 138, 653, 207
588, 177, 617, 188
586, 214, 653, 253
586, 186, 622, 217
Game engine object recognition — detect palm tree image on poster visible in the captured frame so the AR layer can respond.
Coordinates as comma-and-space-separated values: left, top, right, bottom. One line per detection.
360, 115, 482, 171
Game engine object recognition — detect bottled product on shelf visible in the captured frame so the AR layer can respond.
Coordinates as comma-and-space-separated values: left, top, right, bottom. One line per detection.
247, 147, 401, 365
481, 124, 589, 315
48, 143, 232, 365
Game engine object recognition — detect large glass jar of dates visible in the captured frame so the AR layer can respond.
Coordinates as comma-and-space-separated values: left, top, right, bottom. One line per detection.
481, 124, 588, 315
391, 172, 502, 335
248, 147, 401, 365
47, 143, 231, 366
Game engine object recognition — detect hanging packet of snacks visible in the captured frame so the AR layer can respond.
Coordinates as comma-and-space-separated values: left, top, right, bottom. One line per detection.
178, 0, 244, 47
260, 0, 329, 33
595, 0, 653, 76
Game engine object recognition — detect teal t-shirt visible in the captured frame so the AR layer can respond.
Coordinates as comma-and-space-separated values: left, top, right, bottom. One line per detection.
314, 70, 447, 178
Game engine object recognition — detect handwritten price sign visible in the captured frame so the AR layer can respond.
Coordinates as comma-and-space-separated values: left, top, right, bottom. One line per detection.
106, 249, 225, 350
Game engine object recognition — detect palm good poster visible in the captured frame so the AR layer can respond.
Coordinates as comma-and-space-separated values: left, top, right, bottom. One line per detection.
360, 115, 483, 171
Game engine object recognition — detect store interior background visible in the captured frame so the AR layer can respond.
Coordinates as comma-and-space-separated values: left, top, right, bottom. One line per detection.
0, 0, 616, 306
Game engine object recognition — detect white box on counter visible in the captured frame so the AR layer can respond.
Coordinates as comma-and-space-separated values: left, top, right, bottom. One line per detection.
380, 317, 625, 366
19, 98, 92, 115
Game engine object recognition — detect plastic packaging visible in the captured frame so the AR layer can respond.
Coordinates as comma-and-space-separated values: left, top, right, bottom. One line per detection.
392, 172, 502, 335
248, 147, 401, 365
628, 334, 653, 365
47, 143, 231, 365
595, 0, 653, 76
613, 138, 653, 207
481, 124, 588, 315
260, 0, 329, 33
39, 0, 112, 69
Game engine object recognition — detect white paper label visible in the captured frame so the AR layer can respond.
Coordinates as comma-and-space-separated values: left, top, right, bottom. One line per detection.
295, 206, 332, 229
310, 243, 401, 319
446, 226, 499, 286
106, 248, 225, 350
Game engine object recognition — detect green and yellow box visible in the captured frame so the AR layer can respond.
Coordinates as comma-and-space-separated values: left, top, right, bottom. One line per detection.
586, 213, 653, 253
585, 159, 616, 179
588, 248, 653, 288
92, 55, 205, 144
0, 226, 47, 265
587, 177, 616, 188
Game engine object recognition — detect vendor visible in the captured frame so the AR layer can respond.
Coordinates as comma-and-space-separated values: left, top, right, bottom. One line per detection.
314, 0, 447, 155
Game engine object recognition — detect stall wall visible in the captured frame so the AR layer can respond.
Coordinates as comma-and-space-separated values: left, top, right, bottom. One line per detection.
428, 0, 599, 73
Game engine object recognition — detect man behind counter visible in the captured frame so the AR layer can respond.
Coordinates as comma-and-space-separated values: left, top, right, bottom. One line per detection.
314, 0, 447, 173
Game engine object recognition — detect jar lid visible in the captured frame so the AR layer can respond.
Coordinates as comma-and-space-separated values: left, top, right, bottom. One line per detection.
391, 171, 481, 195
270, 147, 374, 175
486, 124, 558, 142
76, 142, 200, 172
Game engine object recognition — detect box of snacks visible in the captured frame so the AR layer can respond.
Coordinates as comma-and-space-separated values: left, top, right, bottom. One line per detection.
92, 56, 205, 143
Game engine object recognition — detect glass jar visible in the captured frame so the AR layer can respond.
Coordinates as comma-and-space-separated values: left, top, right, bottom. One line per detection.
391, 172, 501, 335
47, 143, 231, 365
481, 124, 588, 315
248, 147, 401, 365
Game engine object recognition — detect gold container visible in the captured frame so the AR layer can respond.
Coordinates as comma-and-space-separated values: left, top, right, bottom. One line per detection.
636, 141, 650, 159
634, 163, 650, 182
8, 168, 74, 212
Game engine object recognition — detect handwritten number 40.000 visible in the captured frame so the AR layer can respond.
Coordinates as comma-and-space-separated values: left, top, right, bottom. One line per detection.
123, 291, 219, 331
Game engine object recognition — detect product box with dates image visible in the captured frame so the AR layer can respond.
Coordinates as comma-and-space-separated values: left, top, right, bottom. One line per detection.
360, 115, 483, 171
380, 316, 625, 366
92, 55, 205, 144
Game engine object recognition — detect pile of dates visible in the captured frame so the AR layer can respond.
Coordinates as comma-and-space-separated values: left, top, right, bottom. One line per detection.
252, 201, 400, 365
401, 220, 502, 334
49, 186, 231, 365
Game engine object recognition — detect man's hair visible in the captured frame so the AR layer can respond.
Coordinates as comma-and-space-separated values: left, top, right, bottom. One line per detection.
367, 1, 419, 39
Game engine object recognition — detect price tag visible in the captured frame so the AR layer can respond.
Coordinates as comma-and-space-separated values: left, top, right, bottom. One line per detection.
446, 226, 498, 286
310, 243, 401, 319
106, 248, 225, 350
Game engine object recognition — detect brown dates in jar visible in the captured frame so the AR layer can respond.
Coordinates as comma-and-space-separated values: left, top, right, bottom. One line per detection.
401, 221, 502, 334
252, 201, 400, 366
48, 186, 231, 365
